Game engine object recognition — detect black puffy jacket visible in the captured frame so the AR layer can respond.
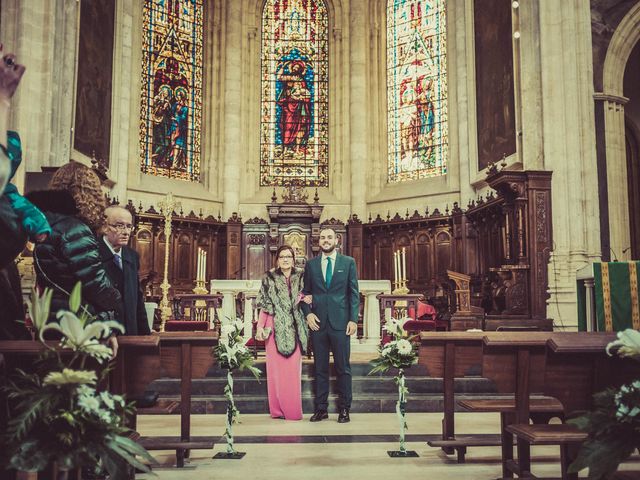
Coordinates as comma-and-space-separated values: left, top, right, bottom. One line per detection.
0, 195, 27, 269
27, 190, 123, 320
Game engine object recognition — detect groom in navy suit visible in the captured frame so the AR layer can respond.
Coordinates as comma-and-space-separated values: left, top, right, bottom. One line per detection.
302, 227, 360, 423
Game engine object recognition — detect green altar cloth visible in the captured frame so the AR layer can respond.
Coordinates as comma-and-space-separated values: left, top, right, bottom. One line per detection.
593, 261, 640, 331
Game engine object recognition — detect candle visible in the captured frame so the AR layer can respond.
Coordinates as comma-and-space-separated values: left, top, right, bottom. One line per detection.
196, 249, 200, 282
402, 247, 407, 283
394, 251, 399, 285
202, 250, 207, 281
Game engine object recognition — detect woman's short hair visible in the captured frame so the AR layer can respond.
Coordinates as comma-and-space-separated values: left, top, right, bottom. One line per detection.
274, 244, 296, 269
49, 162, 105, 231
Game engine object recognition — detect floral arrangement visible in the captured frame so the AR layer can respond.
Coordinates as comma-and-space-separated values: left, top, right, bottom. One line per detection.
212, 318, 261, 457
369, 316, 418, 456
568, 329, 640, 480
1, 283, 155, 478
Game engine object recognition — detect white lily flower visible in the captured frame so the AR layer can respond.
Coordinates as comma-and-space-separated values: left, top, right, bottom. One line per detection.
25, 287, 53, 333
39, 310, 123, 354
606, 329, 640, 360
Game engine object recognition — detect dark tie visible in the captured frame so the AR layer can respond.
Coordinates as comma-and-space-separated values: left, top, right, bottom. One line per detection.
325, 257, 333, 286
114, 254, 122, 270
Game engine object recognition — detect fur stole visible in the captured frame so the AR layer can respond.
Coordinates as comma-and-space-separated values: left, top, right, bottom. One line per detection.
256, 267, 308, 357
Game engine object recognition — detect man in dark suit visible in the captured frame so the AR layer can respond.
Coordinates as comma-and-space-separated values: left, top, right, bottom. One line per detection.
302, 227, 360, 423
99, 205, 150, 336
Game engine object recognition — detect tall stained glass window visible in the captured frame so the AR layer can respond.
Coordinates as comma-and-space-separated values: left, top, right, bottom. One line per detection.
260, 0, 329, 187
387, 0, 448, 183
139, 0, 203, 182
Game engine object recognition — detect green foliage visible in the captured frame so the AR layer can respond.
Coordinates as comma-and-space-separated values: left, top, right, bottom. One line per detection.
1, 286, 156, 476
567, 341, 640, 480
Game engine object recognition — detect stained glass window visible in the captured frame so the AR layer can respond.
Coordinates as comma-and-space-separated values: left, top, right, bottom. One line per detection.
139, 0, 203, 182
387, 0, 448, 183
260, 0, 329, 187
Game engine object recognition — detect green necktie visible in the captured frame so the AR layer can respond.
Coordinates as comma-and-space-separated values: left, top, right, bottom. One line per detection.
325, 257, 333, 286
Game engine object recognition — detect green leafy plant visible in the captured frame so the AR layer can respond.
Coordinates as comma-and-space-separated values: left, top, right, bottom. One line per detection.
369, 316, 418, 455
212, 318, 261, 455
568, 329, 640, 480
2, 283, 156, 478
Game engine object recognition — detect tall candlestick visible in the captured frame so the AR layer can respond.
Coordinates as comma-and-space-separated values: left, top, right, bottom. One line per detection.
202, 250, 207, 281
402, 247, 407, 282
393, 251, 398, 286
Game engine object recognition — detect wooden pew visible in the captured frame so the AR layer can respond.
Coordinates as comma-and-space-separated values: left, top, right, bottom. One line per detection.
420, 331, 486, 458
114, 332, 219, 467
421, 332, 564, 464
504, 332, 635, 479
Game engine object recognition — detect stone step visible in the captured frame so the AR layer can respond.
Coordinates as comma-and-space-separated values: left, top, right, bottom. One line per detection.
205, 362, 432, 378
155, 393, 510, 415
149, 376, 496, 397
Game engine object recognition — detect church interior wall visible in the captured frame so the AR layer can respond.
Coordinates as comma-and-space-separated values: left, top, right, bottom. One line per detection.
5, 0, 640, 328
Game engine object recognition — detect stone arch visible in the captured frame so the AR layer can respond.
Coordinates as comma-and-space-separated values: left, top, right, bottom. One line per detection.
600, 3, 640, 260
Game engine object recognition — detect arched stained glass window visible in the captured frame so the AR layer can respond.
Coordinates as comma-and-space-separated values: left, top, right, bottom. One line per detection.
139, 0, 204, 182
260, 0, 329, 187
387, 0, 448, 183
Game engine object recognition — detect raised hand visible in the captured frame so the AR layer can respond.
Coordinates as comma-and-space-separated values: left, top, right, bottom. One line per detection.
0, 44, 26, 100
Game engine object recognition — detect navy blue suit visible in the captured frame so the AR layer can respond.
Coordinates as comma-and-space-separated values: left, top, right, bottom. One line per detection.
302, 253, 360, 410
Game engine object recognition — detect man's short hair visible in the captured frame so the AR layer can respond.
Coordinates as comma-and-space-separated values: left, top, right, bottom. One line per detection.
104, 205, 133, 220
319, 226, 337, 236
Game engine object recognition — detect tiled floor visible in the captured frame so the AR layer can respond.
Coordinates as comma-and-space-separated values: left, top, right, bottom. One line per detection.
134, 412, 624, 479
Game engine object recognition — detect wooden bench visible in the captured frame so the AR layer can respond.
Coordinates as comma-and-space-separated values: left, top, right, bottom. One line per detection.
420, 331, 563, 463
420, 331, 486, 457
486, 332, 630, 479
111, 332, 219, 468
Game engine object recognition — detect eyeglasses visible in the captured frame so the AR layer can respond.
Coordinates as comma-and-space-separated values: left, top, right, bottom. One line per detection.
278, 255, 294, 259
108, 223, 134, 232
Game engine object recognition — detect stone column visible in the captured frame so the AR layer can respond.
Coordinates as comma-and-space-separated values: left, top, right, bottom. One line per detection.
596, 94, 631, 261
539, 0, 600, 330
584, 278, 595, 332
349, 0, 367, 219
221, 0, 242, 218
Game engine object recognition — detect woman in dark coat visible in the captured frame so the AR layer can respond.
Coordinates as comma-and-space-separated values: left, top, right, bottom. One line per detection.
28, 162, 123, 325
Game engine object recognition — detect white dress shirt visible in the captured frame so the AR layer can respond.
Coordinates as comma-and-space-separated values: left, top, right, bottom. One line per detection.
103, 236, 123, 267
321, 250, 337, 282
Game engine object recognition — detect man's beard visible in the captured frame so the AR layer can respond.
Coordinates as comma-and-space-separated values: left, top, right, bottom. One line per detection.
320, 245, 335, 254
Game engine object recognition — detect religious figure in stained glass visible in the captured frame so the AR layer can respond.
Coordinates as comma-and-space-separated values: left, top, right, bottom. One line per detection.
261, 0, 329, 187
139, 0, 203, 182
387, 0, 448, 183
277, 60, 312, 154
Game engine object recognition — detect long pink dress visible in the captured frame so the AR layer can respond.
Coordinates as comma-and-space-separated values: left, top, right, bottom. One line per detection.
257, 309, 303, 420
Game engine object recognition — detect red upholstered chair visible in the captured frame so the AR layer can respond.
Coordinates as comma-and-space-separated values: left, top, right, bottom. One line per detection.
404, 300, 449, 333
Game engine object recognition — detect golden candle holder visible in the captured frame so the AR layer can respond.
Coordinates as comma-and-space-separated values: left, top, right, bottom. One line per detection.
158, 192, 180, 332
193, 280, 209, 295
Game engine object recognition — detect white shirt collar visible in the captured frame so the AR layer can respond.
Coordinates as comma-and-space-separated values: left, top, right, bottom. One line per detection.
321, 250, 337, 262
103, 236, 122, 255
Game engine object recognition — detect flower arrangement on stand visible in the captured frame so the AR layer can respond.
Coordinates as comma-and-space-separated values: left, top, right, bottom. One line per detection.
0, 283, 155, 479
369, 316, 419, 457
568, 329, 640, 480
212, 318, 261, 460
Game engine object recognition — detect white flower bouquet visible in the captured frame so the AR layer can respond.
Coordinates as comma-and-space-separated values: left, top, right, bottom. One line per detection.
369, 316, 419, 456
1, 283, 155, 477
212, 318, 261, 457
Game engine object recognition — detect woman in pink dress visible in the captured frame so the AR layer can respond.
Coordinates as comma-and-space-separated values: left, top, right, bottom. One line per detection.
256, 245, 309, 420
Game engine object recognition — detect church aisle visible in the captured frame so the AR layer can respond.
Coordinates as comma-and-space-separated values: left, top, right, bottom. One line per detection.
135, 412, 572, 479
